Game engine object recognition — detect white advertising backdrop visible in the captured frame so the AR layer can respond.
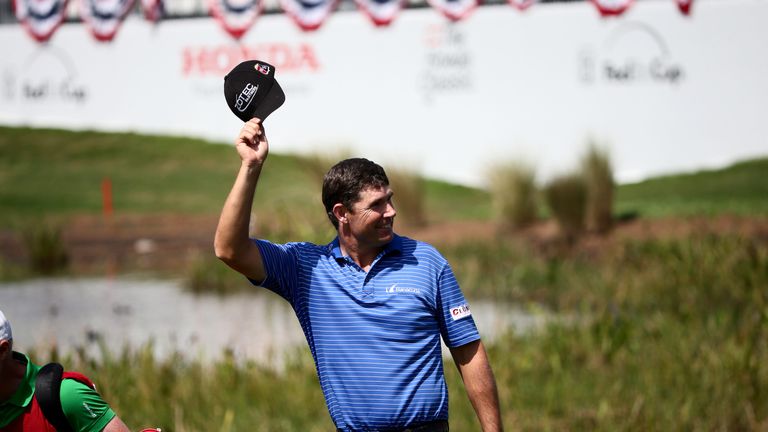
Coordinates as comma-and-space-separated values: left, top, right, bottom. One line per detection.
1, 0, 766, 185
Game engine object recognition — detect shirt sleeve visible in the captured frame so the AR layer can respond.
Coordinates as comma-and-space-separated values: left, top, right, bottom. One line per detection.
59, 379, 116, 432
248, 239, 300, 304
436, 262, 481, 348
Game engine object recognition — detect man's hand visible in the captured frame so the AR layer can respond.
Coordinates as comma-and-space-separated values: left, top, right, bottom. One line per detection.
235, 118, 268, 168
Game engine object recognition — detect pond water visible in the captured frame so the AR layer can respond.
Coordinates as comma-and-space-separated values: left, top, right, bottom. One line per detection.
0, 277, 548, 365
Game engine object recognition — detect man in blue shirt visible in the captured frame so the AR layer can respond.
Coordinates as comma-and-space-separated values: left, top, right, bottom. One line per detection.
215, 118, 503, 431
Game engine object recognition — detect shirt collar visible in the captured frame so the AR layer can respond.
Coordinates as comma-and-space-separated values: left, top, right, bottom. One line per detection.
329, 234, 403, 261
384, 234, 403, 255
5, 352, 37, 408
329, 237, 344, 259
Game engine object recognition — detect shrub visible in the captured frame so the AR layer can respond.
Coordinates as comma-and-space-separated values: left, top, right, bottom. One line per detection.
0, 256, 28, 281
544, 173, 587, 240
487, 162, 538, 231
252, 204, 335, 245
386, 166, 427, 227
184, 254, 249, 295
22, 224, 69, 275
581, 143, 615, 233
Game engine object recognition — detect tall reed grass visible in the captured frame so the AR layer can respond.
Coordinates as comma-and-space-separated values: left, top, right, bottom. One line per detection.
487, 162, 538, 231
491, 234, 768, 430
543, 173, 587, 240
0, 257, 27, 281
251, 203, 335, 245
581, 144, 615, 233
38, 345, 330, 432
445, 233, 767, 311
28, 234, 768, 431
22, 223, 69, 275
385, 166, 428, 227
184, 254, 250, 295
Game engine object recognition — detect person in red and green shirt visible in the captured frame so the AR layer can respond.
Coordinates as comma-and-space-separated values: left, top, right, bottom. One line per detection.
0, 310, 131, 432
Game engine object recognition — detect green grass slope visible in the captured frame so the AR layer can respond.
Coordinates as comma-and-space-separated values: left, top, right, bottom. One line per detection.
1, 127, 766, 224
616, 158, 768, 217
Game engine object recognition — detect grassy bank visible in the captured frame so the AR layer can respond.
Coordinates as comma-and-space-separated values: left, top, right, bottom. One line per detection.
0, 127, 490, 227
2, 127, 768, 226
0, 127, 319, 224
615, 158, 768, 217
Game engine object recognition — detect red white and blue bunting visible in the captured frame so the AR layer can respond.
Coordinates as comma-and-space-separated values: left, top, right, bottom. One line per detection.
79, 0, 136, 41
209, 0, 262, 38
426, 0, 478, 21
14, 0, 705, 43
280, 0, 338, 31
13, 0, 69, 42
141, 0, 164, 21
354, 0, 405, 27
590, 0, 634, 17
508, 0, 536, 12
675, 0, 692, 15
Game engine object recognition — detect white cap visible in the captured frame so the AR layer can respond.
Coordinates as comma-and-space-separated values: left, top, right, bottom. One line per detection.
0, 310, 11, 341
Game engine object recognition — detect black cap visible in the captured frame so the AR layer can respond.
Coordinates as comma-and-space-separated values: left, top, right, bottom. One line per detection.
223, 60, 286, 122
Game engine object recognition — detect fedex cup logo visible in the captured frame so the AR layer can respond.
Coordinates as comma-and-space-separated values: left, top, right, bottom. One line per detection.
235, 82, 258, 112
579, 22, 684, 85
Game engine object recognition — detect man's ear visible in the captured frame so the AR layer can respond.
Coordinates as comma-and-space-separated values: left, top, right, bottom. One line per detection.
332, 203, 349, 225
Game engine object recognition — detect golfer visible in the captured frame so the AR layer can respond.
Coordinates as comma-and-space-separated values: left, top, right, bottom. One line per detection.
0, 310, 133, 432
215, 118, 503, 431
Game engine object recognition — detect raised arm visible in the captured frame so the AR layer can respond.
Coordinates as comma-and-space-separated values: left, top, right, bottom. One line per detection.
449, 339, 504, 432
214, 118, 269, 282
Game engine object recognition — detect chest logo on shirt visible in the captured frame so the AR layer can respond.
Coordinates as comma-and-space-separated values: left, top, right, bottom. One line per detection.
450, 304, 472, 321
385, 283, 421, 295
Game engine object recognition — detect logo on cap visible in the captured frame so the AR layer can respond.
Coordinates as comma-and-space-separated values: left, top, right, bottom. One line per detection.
255, 63, 270, 75
235, 83, 259, 113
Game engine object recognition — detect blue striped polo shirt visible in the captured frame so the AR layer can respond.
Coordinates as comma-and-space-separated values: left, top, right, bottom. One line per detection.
252, 234, 480, 431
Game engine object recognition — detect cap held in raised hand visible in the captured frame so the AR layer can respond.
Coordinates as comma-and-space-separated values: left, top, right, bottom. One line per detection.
223, 60, 286, 122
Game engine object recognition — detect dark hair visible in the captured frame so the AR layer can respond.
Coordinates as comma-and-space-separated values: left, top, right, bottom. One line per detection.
322, 158, 389, 229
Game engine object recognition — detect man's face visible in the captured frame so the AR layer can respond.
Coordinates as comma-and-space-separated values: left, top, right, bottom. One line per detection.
346, 185, 397, 248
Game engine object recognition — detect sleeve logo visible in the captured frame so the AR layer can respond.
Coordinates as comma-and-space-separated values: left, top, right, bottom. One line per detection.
450, 304, 471, 321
